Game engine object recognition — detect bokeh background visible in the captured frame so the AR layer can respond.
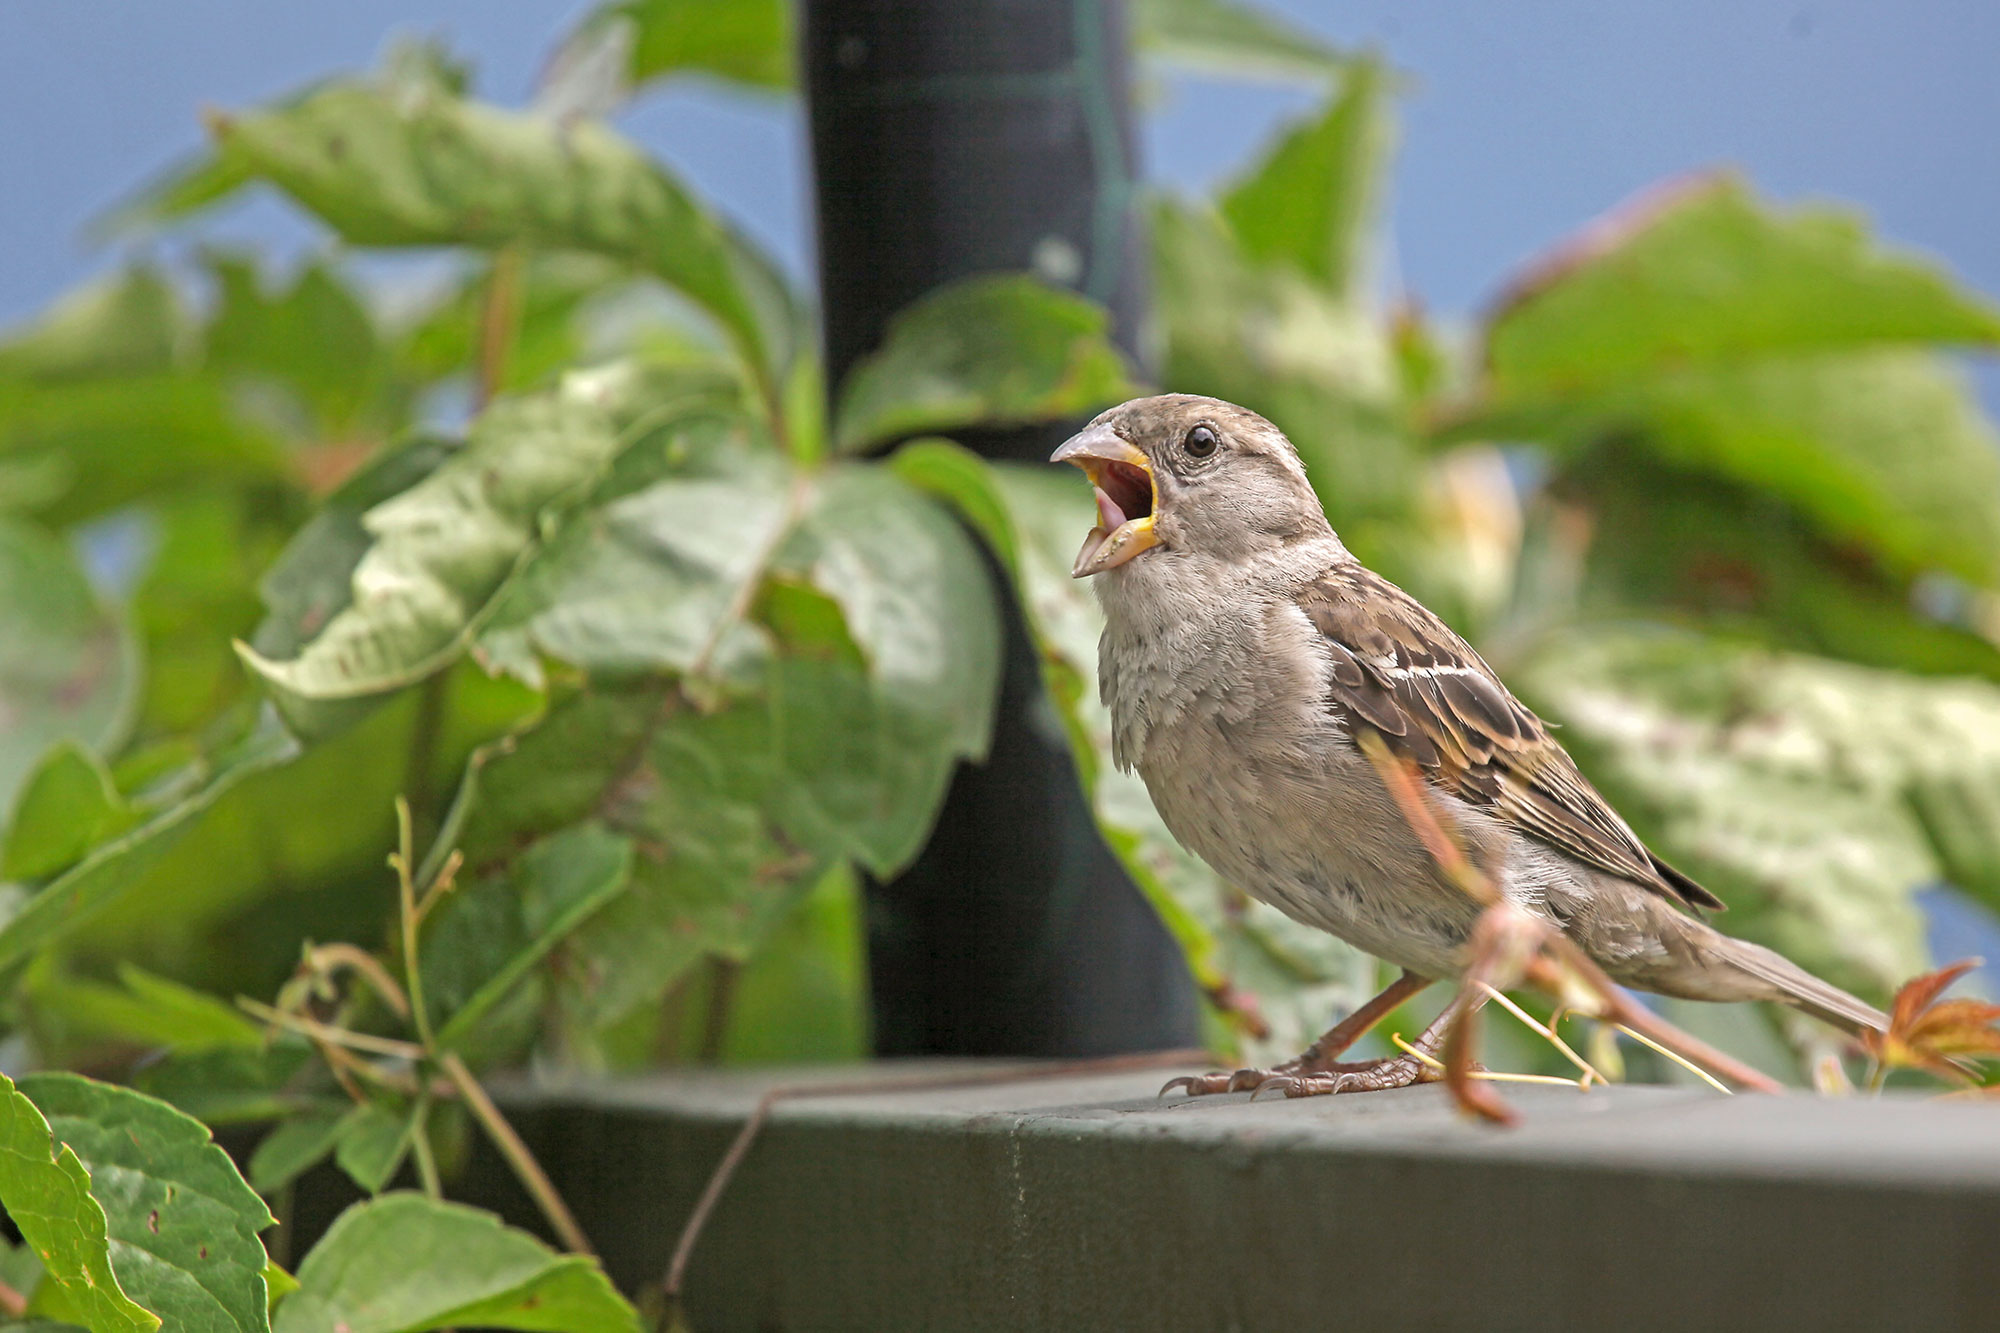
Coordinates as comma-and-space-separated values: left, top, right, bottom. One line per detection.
9, 0, 1999, 371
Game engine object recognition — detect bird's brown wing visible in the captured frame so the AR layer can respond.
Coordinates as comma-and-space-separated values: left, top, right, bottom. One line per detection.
1294, 564, 1724, 912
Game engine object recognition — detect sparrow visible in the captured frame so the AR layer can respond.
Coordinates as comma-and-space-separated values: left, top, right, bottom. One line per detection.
1054, 393, 1887, 1096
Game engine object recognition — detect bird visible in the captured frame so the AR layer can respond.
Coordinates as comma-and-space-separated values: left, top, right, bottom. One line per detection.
1053, 392, 1887, 1097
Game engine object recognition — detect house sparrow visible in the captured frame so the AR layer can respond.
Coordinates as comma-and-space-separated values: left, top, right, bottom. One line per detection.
1055, 393, 1886, 1096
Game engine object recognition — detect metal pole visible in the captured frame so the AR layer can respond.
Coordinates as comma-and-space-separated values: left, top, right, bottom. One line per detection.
804, 0, 1200, 1055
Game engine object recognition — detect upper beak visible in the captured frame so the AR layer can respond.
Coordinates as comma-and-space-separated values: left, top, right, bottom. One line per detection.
1051, 424, 1160, 578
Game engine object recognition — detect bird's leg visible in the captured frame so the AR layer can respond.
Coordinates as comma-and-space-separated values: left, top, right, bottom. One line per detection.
1161, 969, 1432, 1097
1253, 983, 1490, 1098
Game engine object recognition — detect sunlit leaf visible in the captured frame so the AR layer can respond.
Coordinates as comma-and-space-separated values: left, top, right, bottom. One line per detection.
272, 1194, 638, 1333
241, 365, 727, 737
832, 276, 1139, 454
1220, 55, 1391, 303
0, 1072, 157, 1333
1516, 626, 2000, 999
1484, 175, 2000, 398
21, 1073, 273, 1333
547, 0, 792, 104
0, 268, 190, 383
210, 79, 797, 387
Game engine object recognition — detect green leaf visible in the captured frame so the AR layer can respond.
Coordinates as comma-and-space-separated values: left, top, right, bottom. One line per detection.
130, 1045, 315, 1130
274, 1194, 638, 1333
29, 964, 265, 1056
330, 1105, 411, 1197
1487, 350, 2000, 587
425, 823, 634, 1048
242, 365, 731, 736
3, 743, 127, 882
549, 0, 793, 100
1515, 627, 2000, 998
1483, 175, 2000, 400
246, 1108, 349, 1196
1553, 445, 2000, 680
203, 254, 408, 439
0, 712, 302, 975
0, 1072, 157, 1333
1150, 199, 1420, 546
1132, 0, 1350, 83
832, 276, 1139, 454
211, 79, 796, 387
91, 152, 256, 240
1220, 56, 1392, 302
471, 449, 1001, 868
472, 425, 794, 690
0, 519, 138, 822
398, 254, 629, 395
20, 1072, 273, 1333
0, 377, 286, 528
898, 443, 1375, 1058
451, 690, 829, 1032
0, 268, 189, 384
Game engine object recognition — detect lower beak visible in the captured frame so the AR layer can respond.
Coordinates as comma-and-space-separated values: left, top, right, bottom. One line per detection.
1050, 426, 1160, 578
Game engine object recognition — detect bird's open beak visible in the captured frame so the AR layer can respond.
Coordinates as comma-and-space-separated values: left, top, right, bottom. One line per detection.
1051, 425, 1159, 578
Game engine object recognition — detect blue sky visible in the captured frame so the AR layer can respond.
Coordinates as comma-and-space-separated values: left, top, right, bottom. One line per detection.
3, 1, 1997, 331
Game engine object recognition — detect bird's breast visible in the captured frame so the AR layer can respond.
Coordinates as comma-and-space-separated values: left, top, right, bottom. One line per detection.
1102, 594, 1486, 975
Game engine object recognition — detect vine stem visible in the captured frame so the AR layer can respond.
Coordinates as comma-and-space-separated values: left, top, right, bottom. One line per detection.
661, 1049, 1206, 1305
441, 1052, 594, 1257
394, 798, 437, 1051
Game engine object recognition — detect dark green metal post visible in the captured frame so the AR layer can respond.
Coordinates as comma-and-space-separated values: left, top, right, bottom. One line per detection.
803, 0, 1200, 1054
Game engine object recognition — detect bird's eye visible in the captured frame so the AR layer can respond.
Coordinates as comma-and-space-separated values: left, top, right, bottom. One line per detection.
1184, 424, 1219, 458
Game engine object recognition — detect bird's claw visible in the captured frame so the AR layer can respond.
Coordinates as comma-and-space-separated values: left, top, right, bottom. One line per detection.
1159, 1065, 1300, 1099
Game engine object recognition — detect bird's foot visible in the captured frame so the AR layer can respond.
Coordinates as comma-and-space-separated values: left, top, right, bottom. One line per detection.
1249, 1053, 1444, 1099
1159, 1061, 1304, 1098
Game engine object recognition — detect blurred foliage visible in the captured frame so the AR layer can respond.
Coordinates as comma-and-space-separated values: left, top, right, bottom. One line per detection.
3, 3, 2000, 1327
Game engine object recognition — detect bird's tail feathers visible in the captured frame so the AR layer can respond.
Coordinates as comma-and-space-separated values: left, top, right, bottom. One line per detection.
1706, 933, 1887, 1036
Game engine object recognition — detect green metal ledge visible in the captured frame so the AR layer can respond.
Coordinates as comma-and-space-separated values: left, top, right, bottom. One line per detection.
410, 1067, 1999, 1331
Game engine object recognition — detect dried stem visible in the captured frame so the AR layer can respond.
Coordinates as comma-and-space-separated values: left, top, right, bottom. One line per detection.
1354, 731, 1781, 1120
238, 998, 426, 1060
441, 1052, 594, 1257
304, 942, 410, 1018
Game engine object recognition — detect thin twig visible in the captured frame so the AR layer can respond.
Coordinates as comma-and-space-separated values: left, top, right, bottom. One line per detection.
1616, 1023, 1732, 1095
392, 799, 438, 1051
305, 941, 411, 1018
1477, 982, 1607, 1088
1357, 733, 1779, 1105
1391, 1033, 1583, 1087
441, 1052, 594, 1257
238, 999, 426, 1060
477, 245, 526, 408
662, 1050, 1207, 1304
0, 1275, 27, 1317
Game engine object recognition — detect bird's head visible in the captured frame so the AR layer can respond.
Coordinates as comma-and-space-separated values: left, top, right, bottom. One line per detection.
1051, 393, 1330, 579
